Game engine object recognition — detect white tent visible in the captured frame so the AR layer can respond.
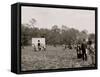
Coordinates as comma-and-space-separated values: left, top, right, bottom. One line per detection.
32, 38, 46, 50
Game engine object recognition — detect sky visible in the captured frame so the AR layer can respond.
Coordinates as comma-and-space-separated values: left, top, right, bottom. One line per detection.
21, 6, 95, 33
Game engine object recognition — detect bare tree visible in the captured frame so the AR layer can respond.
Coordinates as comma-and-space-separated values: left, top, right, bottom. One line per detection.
29, 18, 37, 28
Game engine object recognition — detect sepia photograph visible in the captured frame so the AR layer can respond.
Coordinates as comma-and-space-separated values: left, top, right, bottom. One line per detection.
21, 5, 96, 71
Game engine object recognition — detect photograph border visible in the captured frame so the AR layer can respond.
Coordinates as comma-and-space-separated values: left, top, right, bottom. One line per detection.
11, 2, 98, 74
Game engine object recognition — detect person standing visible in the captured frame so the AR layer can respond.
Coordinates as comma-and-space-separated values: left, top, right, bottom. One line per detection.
81, 39, 87, 61
87, 40, 95, 65
37, 40, 41, 51
76, 43, 82, 59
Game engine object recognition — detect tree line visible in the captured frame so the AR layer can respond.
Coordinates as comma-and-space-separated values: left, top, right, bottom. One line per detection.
21, 24, 95, 46
21, 18, 95, 46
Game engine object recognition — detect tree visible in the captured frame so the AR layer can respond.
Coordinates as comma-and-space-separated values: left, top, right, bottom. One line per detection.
29, 18, 37, 28
21, 25, 31, 46
48, 25, 61, 46
61, 28, 79, 45
88, 33, 95, 42
76, 30, 88, 43
61, 25, 69, 31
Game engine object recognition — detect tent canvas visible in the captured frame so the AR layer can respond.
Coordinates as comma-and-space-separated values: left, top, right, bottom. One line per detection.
32, 38, 46, 48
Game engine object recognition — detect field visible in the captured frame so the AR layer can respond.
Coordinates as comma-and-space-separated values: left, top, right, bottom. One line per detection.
21, 45, 93, 71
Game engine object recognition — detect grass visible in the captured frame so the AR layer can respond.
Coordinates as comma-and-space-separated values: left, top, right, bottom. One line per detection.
21, 45, 94, 71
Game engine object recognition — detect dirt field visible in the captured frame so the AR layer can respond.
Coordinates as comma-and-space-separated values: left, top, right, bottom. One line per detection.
21, 45, 94, 71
